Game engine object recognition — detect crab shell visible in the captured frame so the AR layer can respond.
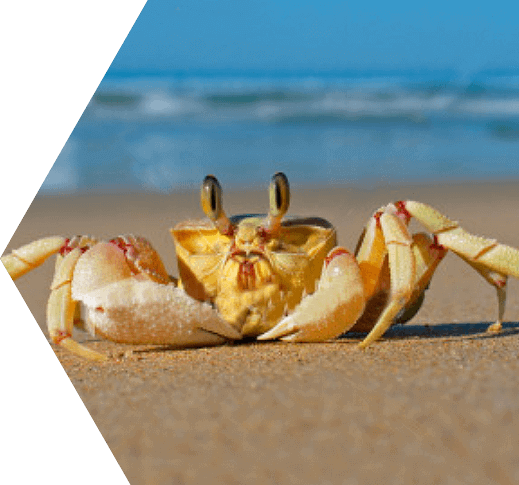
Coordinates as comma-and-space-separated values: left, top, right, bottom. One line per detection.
171, 214, 337, 337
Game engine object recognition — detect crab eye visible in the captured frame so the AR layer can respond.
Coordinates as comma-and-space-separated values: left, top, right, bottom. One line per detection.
201, 175, 233, 235
269, 172, 290, 217
201, 175, 223, 220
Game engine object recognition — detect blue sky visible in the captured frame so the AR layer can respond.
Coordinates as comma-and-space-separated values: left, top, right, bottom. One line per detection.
109, 0, 519, 74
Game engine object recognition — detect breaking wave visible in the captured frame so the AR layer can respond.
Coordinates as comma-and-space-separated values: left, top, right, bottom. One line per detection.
41, 70, 519, 194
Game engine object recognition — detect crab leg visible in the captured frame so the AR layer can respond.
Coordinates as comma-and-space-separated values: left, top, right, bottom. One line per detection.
358, 213, 415, 348
400, 201, 519, 277
1, 236, 67, 280
408, 233, 447, 302
258, 247, 365, 342
397, 201, 519, 332
354, 229, 448, 333
462, 261, 507, 333
354, 212, 388, 301
47, 247, 108, 361
394, 232, 448, 324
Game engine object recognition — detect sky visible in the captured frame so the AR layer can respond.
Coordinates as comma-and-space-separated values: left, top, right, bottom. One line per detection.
109, 0, 519, 75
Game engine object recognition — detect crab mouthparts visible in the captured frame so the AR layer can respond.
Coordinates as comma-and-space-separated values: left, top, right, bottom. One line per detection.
238, 259, 256, 290
227, 249, 273, 293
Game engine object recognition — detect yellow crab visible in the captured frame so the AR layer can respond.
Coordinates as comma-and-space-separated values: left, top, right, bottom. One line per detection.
3, 172, 519, 361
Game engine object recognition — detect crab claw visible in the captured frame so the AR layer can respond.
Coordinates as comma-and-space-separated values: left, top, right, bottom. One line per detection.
70, 243, 241, 347
80, 279, 242, 347
258, 248, 365, 342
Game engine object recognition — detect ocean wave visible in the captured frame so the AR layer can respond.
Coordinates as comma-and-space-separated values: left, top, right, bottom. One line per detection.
40, 71, 519, 194
85, 73, 519, 125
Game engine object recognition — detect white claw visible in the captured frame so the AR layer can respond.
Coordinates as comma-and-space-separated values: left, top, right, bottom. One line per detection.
259, 316, 297, 340
258, 249, 365, 342
82, 278, 242, 347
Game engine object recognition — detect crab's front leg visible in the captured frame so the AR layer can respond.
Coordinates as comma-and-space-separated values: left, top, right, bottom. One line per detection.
47, 244, 109, 361
355, 212, 417, 348
258, 248, 366, 342
1, 235, 107, 359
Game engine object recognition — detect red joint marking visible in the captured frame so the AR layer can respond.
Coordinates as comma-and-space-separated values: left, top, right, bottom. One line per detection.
395, 201, 412, 224
431, 235, 445, 251
60, 238, 89, 255
496, 279, 507, 288
429, 235, 447, 261
374, 211, 383, 226
110, 238, 131, 253
59, 238, 71, 256
257, 226, 273, 243
53, 331, 71, 345
325, 248, 351, 266
257, 226, 275, 248
221, 225, 235, 237
110, 238, 124, 248
110, 238, 142, 274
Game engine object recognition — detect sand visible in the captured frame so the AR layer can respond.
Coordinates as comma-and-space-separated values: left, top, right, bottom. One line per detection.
5, 181, 519, 484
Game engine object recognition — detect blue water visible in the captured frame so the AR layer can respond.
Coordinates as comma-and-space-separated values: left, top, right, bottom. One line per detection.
42, 69, 519, 193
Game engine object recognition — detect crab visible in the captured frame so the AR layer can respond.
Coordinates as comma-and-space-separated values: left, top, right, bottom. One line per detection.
3, 172, 519, 361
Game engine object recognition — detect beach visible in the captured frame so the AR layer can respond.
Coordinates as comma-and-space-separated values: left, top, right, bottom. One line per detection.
6, 181, 519, 484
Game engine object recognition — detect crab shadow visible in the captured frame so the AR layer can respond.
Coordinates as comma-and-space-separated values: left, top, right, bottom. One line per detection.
341, 321, 519, 343
75, 322, 519, 357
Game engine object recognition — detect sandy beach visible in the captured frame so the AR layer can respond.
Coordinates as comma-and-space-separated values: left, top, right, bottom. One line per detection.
5, 181, 519, 484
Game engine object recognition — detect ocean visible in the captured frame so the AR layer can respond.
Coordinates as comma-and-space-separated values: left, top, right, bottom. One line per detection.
41, 69, 519, 194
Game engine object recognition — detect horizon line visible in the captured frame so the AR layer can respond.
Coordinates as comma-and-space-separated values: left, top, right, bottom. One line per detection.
104, 66, 519, 80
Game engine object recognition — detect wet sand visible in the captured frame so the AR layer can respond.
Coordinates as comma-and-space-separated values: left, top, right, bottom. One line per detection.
5, 181, 519, 484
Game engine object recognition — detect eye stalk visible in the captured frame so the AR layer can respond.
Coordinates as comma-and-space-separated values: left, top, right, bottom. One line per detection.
265, 172, 290, 234
201, 175, 233, 235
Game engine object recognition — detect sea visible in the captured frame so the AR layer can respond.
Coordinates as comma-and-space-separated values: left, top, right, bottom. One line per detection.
41, 69, 519, 194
